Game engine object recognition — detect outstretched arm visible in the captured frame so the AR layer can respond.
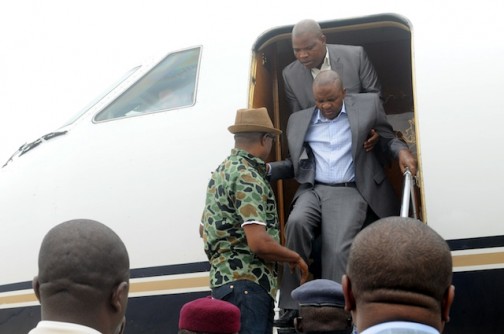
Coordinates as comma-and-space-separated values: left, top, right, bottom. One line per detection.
370, 94, 417, 174
397, 149, 417, 176
244, 224, 309, 284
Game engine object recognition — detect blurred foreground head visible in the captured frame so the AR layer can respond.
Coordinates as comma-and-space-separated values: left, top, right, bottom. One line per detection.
33, 219, 130, 334
343, 217, 455, 333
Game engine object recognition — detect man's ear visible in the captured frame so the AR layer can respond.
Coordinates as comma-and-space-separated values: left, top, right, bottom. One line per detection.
442, 285, 455, 323
111, 282, 129, 313
320, 34, 327, 45
260, 133, 268, 147
32, 276, 41, 302
342, 275, 355, 312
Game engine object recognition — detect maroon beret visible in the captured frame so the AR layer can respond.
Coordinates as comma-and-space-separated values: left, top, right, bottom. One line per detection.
178, 296, 241, 333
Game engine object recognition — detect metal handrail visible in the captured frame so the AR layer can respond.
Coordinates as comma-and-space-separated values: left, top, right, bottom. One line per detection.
400, 168, 418, 219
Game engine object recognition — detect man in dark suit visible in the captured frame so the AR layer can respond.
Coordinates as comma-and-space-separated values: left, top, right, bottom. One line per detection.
283, 19, 382, 150
270, 70, 416, 326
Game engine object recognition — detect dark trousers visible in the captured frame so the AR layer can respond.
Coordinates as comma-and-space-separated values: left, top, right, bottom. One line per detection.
213, 280, 274, 334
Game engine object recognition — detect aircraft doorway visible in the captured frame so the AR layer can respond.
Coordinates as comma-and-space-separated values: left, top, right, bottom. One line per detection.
249, 14, 420, 238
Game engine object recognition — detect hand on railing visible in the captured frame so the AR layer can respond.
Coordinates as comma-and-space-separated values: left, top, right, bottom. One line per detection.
400, 167, 418, 219
398, 150, 417, 177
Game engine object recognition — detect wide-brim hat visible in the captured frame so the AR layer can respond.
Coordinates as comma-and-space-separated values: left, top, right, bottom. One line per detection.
228, 107, 282, 135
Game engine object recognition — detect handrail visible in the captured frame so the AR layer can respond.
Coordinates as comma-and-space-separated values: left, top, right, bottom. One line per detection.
400, 168, 418, 219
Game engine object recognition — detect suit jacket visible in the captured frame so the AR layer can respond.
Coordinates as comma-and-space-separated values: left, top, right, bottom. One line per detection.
270, 93, 406, 218
283, 44, 381, 113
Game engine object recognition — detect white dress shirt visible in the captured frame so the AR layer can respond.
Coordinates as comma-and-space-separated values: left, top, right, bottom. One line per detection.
311, 47, 332, 79
360, 321, 440, 334
28, 321, 102, 334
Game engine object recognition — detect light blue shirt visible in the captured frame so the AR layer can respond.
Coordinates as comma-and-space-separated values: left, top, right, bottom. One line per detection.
305, 103, 355, 184
360, 321, 440, 334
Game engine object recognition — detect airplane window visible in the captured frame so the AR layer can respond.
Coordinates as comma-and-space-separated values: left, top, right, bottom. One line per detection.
61, 66, 141, 127
94, 47, 201, 122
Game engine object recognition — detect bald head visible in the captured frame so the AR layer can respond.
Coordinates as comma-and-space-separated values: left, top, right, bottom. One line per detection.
313, 70, 344, 91
291, 19, 327, 70
38, 219, 129, 289
35, 219, 130, 334
312, 70, 346, 120
292, 19, 323, 38
344, 217, 454, 331
347, 217, 452, 302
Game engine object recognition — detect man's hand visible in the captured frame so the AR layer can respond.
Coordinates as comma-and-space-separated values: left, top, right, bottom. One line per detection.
398, 149, 417, 176
289, 257, 310, 284
364, 129, 379, 152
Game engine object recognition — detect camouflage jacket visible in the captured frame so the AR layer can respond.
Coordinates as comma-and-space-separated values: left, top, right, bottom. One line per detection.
202, 148, 279, 299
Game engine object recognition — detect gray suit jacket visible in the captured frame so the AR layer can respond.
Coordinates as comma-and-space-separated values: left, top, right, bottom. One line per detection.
283, 44, 381, 113
270, 93, 405, 218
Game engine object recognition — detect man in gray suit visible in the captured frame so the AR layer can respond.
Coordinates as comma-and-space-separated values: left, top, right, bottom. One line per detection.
283, 19, 381, 113
270, 70, 416, 326
283, 19, 382, 151
342, 217, 455, 334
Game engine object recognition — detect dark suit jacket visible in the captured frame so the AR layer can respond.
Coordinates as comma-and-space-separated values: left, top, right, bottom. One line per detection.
270, 93, 405, 218
282, 44, 381, 113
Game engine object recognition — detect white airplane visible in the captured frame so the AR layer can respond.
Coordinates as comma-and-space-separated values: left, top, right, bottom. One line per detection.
1, 2, 504, 333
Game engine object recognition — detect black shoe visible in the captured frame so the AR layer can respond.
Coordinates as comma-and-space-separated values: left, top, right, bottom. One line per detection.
274, 309, 298, 328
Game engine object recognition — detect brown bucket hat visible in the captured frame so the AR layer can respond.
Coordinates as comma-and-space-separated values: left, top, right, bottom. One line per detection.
228, 107, 282, 135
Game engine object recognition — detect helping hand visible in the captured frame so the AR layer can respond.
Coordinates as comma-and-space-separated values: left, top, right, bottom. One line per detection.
364, 129, 379, 152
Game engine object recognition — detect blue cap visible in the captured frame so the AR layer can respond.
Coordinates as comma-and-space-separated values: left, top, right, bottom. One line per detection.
291, 279, 345, 308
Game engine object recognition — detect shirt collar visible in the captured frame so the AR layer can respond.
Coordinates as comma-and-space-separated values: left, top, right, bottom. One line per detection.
231, 148, 267, 175
321, 47, 331, 70
35, 321, 102, 334
360, 321, 440, 334
313, 102, 347, 124
310, 47, 331, 78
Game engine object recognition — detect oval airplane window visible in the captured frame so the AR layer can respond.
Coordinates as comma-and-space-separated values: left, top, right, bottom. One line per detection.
94, 46, 201, 122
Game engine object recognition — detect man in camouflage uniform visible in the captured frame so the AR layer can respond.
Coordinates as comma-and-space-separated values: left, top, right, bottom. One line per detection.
202, 107, 309, 334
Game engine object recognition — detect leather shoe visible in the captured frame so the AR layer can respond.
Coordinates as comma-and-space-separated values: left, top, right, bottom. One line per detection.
274, 309, 298, 328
